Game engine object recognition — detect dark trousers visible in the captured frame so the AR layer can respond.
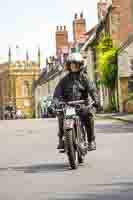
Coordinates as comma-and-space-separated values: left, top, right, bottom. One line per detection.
57, 110, 95, 143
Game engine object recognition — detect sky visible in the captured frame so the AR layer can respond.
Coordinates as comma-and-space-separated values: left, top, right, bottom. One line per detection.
0, 0, 98, 65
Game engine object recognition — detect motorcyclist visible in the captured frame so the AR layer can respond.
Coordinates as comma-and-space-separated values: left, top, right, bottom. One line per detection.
5, 103, 15, 119
53, 52, 99, 151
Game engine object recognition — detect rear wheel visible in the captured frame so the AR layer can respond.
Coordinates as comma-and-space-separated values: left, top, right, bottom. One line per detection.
65, 129, 78, 169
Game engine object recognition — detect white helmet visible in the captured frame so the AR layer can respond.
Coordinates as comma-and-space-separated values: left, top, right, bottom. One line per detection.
67, 52, 84, 64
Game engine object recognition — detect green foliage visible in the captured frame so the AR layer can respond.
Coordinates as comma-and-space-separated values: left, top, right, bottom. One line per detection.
96, 35, 119, 111
97, 35, 113, 54
127, 93, 133, 102
25, 110, 35, 119
98, 48, 118, 89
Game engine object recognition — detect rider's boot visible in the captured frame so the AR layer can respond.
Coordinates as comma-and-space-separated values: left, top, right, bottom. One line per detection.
57, 136, 64, 149
88, 140, 96, 151
57, 114, 64, 149
86, 116, 96, 151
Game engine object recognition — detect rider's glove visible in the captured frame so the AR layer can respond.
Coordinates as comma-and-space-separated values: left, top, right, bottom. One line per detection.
93, 102, 100, 109
93, 102, 103, 112
52, 98, 62, 109
93, 103, 98, 108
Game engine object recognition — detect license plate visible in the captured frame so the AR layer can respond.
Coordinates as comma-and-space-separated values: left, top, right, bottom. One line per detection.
66, 107, 76, 116
64, 119, 74, 129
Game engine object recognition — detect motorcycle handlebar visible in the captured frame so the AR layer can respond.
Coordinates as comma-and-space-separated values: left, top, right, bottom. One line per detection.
67, 100, 85, 105
57, 100, 94, 108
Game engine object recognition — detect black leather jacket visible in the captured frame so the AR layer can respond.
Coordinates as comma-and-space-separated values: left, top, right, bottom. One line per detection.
53, 71, 99, 105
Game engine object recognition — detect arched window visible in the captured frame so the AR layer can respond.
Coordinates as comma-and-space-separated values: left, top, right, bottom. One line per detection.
22, 81, 30, 96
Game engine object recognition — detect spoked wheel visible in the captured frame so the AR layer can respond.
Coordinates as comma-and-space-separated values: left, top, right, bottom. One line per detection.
77, 126, 86, 164
65, 129, 78, 169
78, 151, 84, 164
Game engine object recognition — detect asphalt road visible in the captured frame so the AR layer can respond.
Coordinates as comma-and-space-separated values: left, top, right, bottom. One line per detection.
0, 118, 133, 200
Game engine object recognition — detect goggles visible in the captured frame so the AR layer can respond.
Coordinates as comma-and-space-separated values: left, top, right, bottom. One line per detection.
69, 60, 83, 65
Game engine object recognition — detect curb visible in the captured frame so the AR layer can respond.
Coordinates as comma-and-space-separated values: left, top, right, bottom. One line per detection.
96, 115, 133, 123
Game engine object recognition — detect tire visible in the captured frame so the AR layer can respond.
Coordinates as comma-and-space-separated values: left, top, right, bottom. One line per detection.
78, 152, 84, 164
65, 129, 78, 169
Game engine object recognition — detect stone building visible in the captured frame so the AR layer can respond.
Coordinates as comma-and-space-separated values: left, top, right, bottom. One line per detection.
0, 48, 41, 119
34, 64, 66, 118
118, 35, 133, 112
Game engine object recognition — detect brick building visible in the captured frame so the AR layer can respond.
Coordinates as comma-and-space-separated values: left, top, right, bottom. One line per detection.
96, 0, 133, 112
56, 25, 69, 64
97, 0, 133, 44
55, 13, 87, 63
73, 13, 86, 43
111, 0, 133, 44
110, 0, 133, 112
34, 13, 88, 118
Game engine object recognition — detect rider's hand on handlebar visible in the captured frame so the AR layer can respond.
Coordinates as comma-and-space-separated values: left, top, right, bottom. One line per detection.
92, 102, 102, 112
92, 102, 99, 108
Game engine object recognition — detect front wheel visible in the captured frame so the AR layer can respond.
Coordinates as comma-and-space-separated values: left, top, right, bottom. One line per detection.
78, 152, 84, 164
65, 129, 78, 169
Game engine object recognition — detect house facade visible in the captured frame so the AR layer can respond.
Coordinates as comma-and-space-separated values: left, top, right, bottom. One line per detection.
118, 35, 133, 112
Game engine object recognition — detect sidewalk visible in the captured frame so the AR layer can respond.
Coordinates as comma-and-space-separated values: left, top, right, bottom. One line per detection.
96, 112, 133, 123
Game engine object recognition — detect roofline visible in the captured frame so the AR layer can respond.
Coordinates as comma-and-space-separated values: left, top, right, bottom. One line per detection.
81, 5, 112, 52
119, 34, 133, 53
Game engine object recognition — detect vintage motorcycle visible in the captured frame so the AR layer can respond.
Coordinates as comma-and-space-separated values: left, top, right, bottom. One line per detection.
4, 110, 16, 120
56, 100, 94, 170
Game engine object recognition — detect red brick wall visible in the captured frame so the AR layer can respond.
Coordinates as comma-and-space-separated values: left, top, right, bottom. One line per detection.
97, 1, 108, 19
73, 13, 86, 42
112, 0, 133, 45
56, 26, 68, 52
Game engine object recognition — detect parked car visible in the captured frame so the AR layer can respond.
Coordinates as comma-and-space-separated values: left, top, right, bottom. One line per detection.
45, 95, 56, 118
16, 109, 25, 119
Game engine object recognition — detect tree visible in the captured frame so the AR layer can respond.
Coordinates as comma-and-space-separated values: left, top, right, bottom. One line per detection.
97, 36, 119, 111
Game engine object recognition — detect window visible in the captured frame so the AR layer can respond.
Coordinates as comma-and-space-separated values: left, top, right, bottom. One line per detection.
128, 77, 133, 94
22, 81, 30, 96
128, 59, 133, 94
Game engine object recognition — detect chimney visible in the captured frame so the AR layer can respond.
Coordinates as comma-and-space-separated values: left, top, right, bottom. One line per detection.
56, 26, 59, 31
73, 12, 86, 42
37, 46, 41, 68
56, 25, 68, 56
8, 46, 11, 65
74, 13, 78, 19
80, 12, 83, 18
97, 0, 108, 20
26, 49, 29, 65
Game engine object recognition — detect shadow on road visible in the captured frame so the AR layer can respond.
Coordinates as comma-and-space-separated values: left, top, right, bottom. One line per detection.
0, 163, 69, 173
50, 182, 133, 200
96, 123, 133, 134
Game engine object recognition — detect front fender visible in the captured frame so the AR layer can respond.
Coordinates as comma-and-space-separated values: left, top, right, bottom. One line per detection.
64, 119, 74, 130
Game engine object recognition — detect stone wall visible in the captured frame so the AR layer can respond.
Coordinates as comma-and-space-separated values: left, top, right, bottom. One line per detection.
0, 62, 41, 119
118, 39, 133, 112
